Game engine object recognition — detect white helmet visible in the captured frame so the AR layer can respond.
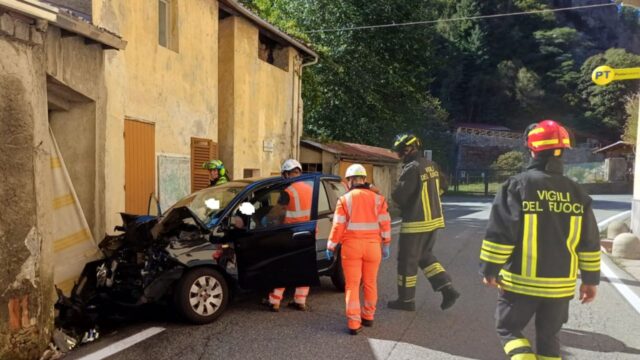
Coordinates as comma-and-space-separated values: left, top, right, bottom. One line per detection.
345, 164, 367, 178
281, 159, 302, 173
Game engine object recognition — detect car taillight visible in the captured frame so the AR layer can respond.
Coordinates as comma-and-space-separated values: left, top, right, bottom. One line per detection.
212, 249, 223, 260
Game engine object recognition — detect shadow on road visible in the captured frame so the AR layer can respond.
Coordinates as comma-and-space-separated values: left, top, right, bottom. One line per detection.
561, 328, 640, 355
599, 275, 640, 288
590, 200, 632, 211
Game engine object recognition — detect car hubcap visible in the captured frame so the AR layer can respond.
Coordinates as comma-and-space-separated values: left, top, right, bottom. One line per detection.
189, 275, 223, 316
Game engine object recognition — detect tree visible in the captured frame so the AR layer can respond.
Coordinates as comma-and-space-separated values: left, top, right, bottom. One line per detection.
623, 95, 639, 143
491, 151, 525, 171
242, 0, 453, 153
573, 49, 640, 140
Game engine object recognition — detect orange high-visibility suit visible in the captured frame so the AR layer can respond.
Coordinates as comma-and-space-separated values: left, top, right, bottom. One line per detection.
269, 181, 313, 307
328, 185, 392, 330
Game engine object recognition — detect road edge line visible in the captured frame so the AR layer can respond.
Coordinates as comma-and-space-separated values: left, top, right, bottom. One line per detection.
76, 327, 166, 360
597, 213, 640, 316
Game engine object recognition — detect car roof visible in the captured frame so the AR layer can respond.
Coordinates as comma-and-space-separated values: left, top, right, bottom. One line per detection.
223, 173, 341, 188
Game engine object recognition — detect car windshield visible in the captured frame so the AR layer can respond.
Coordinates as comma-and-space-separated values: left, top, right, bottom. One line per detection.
166, 183, 247, 227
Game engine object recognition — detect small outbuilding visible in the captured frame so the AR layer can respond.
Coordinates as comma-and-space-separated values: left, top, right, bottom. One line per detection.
300, 139, 400, 199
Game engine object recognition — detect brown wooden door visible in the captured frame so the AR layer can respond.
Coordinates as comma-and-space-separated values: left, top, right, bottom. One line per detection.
125, 119, 155, 214
191, 137, 218, 192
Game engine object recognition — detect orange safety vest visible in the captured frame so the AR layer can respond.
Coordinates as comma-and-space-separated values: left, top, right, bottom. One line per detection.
283, 181, 313, 224
327, 187, 391, 250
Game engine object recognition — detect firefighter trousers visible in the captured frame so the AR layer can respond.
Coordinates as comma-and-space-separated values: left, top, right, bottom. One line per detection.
342, 239, 382, 330
396, 230, 452, 302
496, 291, 569, 359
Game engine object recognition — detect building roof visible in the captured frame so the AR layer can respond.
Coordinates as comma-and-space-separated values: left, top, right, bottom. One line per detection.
1, 0, 126, 49
219, 0, 317, 61
456, 123, 512, 131
593, 141, 634, 154
301, 139, 400, 164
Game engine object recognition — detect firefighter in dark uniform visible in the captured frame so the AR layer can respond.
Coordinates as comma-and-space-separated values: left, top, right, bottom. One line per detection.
388, 134, 460, 311
480, 120, 600, 360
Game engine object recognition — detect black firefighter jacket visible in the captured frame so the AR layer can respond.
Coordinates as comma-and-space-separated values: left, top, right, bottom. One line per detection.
392, 156, 448, 234
479, 157, 601, 299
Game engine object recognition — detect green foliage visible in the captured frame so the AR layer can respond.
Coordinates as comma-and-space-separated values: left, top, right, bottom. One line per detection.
623, 95, 639, 143
241, 0, 640, 166
573, 49, 640, 138
491, 151, 525, 171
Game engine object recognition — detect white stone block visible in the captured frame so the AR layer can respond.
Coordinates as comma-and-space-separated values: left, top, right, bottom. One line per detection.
612, 233, 640, 260
607, 220, 630, 240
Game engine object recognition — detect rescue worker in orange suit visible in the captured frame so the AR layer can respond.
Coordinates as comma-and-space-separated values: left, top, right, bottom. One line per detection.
326, 164, 391, 335
480, 120, 600, 360
388, 134, 459, 311
266, 159, 313, 312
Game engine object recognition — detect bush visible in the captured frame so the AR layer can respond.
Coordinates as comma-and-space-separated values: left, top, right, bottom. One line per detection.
491, 151, 525, 171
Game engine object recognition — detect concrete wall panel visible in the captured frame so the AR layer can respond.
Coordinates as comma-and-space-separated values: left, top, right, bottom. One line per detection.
0, 33, 54, 359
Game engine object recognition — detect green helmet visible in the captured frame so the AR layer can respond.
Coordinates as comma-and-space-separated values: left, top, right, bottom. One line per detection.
392, 134, 421, 152
202, 159, 227, 177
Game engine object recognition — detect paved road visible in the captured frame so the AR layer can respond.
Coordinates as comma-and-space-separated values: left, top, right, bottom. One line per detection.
67, 195, 640, 360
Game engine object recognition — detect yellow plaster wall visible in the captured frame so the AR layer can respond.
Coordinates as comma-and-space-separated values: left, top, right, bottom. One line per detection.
219, 16, 303, 179
93, 0, 219, 230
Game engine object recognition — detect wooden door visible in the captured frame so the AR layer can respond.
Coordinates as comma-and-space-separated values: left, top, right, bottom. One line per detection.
124, 119, 155, 214
191, 137, 218, 192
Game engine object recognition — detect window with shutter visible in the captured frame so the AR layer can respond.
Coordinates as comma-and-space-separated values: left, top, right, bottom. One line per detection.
191, 137, 218, 192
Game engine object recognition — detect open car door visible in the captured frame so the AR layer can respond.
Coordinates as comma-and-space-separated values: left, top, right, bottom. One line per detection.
231, 177, 320, 290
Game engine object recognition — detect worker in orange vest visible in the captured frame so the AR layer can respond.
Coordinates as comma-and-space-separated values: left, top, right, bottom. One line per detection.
267, 159, 313, 311
327, 164, 392, 335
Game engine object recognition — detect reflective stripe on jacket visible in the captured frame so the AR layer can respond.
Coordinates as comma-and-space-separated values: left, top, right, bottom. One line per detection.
284, 181, 312, 224
479, 157, 601, 299
392, 157, 447, 234
327, 186, 391, 250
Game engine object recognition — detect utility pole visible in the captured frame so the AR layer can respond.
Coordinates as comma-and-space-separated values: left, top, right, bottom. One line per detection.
592, 65, 640, 233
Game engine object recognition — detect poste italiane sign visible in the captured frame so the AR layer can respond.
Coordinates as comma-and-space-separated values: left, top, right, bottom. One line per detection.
592, 65, 640, 86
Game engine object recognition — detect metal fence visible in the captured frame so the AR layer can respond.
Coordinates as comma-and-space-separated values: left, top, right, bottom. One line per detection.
451, 169, 519, 196
564, 162, 606, 184
451, 162, 608, 195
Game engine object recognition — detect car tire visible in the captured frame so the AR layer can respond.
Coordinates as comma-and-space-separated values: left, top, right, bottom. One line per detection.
330, 255, 345, 292
175, 267, 229, 324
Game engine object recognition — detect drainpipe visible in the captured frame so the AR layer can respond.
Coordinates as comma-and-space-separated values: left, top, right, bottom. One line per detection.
293, 54, 318, 159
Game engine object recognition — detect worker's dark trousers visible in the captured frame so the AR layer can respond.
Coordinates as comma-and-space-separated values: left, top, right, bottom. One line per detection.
396, 230, 452, 302
496, 291, 569, 359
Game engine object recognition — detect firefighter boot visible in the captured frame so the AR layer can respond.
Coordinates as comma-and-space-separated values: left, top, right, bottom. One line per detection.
388, 275, 416, 311
440, 285, 460, 310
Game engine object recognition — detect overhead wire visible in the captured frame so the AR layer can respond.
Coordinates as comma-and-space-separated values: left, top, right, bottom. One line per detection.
303, 2, 618, 33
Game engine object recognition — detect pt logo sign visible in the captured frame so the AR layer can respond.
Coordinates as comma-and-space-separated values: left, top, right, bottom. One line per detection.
592, 65, 640, 86
592, 66, 614, 86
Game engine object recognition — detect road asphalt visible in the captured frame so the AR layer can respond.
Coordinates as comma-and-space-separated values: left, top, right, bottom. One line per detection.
66, 195, 640, 360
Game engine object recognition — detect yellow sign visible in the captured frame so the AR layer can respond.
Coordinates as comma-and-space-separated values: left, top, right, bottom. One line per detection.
592, 65, 640, 86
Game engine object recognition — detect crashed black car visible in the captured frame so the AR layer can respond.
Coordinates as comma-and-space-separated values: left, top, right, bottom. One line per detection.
60, 174, 348, 326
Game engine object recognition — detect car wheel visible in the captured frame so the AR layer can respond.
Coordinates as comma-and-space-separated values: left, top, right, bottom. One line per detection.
330, 255, 345, 292
175, 267, 229, 324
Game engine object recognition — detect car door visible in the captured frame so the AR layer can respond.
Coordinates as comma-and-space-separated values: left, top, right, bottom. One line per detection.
315, 178, 348, 272
231, 177, 320, 290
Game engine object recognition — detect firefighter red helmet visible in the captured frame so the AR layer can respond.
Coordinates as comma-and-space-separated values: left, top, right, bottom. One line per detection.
525, 120, 572, 153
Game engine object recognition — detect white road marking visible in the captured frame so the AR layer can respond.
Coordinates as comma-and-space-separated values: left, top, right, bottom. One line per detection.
76, 327, 166, 360
597, 214, 640, 316
600, 260, 640, 315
